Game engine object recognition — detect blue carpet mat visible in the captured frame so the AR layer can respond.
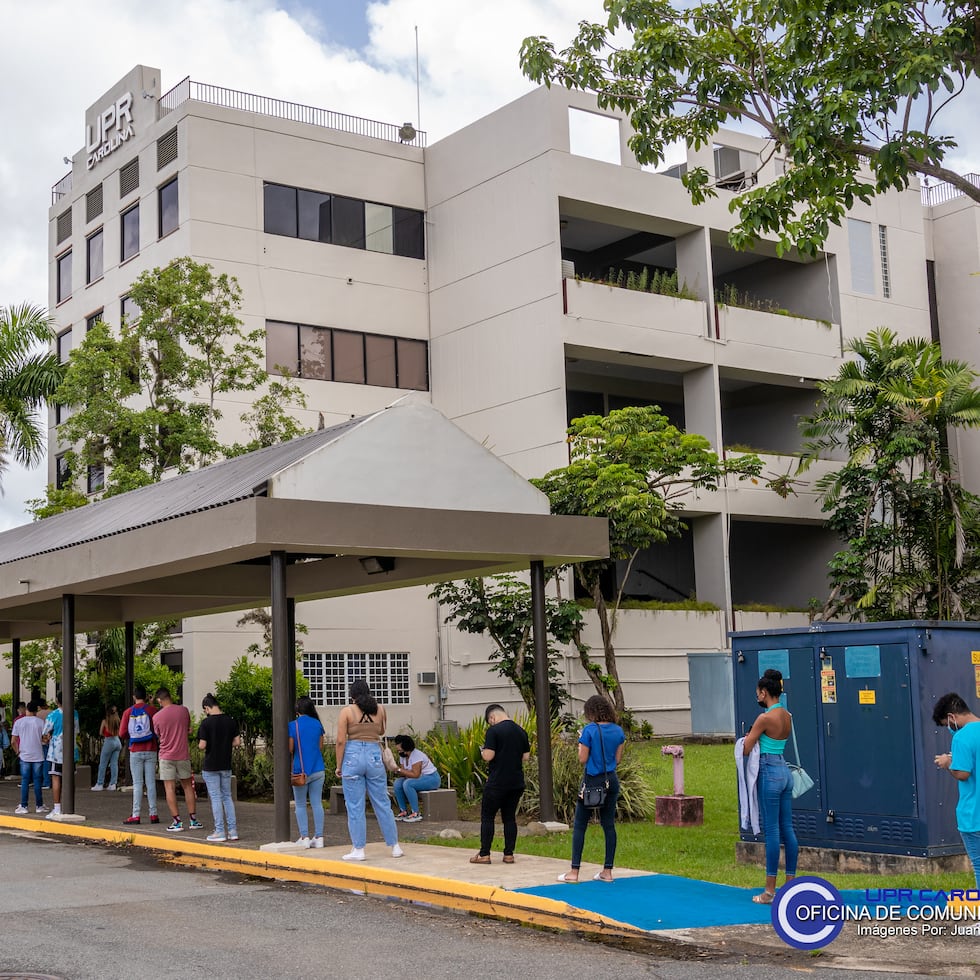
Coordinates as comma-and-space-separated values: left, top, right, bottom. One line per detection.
516, 876, 948, 932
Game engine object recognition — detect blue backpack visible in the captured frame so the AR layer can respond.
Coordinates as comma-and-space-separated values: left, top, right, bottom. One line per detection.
128, 705, 153, 745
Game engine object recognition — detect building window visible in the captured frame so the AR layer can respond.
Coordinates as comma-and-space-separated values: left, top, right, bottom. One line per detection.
86, 310, 103, 332
119, 157, 140, 198
120, 294, 139, 324
157, 127, 178, 170
160, 648, 184, 702
302, 651, 410, 706
847, 218, 875, 295
57, 328, 73, 363
86, 229, 104, 284
263, 182, 424, 258
86, 184, 103, 224
55, 454, 71, 490
87, 463, 105, 494
878, 225, 891, 299
57, 251, 72, 303
56, 208, 72, 244
159, 177, 178, 237
121, 204, 139, 261
267, 320, 428, 391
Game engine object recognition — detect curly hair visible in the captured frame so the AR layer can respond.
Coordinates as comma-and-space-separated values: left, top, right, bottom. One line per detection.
583, 695, 617, 724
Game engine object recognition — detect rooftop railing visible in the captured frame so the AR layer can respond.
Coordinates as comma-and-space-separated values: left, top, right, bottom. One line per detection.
159, 77, 426, 148
51, 171, 72, 206
921, 173, 980, 207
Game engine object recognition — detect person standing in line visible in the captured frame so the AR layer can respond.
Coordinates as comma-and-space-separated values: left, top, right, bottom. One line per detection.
93, 706, 121, 791
41, 694, 80, 819
153, 687, 203, 833
742, 668, 798, 903
392, 734, 440, 822
933, 692, 980, 888
557, 695, 626, 883
197, 692, 241, 844
120, 684, 159, 825
37, 700, 51, 789
335, 680, 403, 861
12, 700, 46, 815
289, 695, 326, 848
470, 704, 530, 865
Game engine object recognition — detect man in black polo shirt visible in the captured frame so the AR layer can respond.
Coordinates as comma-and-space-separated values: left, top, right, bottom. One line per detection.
470, 704, 530, 865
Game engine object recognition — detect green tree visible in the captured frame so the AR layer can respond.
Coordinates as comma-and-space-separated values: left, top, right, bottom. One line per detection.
801, 328, 980, 620
0, 304, 64, 483
532, 405, 762, 711
520, 0, 979, 257
52, 258, 307, 497
428, 574, 584, 715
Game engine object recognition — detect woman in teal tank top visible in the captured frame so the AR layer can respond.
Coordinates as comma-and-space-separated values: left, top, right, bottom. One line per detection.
742, 668, 798, 904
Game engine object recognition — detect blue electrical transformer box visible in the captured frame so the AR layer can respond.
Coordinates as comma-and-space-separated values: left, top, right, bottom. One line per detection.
731, 621, 980, 857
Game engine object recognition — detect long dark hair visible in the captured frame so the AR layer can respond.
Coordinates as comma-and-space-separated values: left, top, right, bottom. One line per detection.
296, 695, 321, 722
349, 679, 378, 716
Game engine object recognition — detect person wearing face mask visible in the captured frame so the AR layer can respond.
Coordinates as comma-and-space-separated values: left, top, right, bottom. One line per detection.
932, 693, 980, 888
741, 668, 797, 904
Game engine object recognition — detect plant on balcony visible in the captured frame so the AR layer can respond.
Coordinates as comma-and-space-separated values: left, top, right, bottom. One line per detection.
800, 328, 980, 620
604, 266, 699, 300
714, 283, 830, 326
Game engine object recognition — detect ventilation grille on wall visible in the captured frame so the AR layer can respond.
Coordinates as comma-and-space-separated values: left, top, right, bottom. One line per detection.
157, 127, 178, 170
86, 184, 103, 223
417, 671, 437, 686
560, 259, 576, 279
119, 158, 140, 198
56, 208, 72, 244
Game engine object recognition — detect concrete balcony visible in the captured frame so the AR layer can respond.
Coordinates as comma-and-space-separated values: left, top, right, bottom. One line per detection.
724, 452, 839, 520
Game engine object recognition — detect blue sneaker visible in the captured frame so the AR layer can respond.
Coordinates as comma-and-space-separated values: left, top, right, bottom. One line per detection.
188, 817, 204, 830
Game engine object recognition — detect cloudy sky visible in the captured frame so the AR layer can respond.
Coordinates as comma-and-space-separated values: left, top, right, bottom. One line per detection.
1, 0, 977, 529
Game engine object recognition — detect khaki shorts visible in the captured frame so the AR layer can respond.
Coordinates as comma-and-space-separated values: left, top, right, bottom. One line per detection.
159, 758, 192, 781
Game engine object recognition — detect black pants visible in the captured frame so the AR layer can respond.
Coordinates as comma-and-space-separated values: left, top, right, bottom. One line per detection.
479, 784, 524, 856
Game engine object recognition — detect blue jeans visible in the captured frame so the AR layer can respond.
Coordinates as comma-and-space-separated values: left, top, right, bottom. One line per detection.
341, 740, 398, 849
202, 769, 238, 838
394, 771, 441, 813
97, 736, 121, 787
961, 831, 980, 890
759, 754, 798, 877
571, 772, 620, 870
19, 759, 43, 808
130, 751, 158, 817
291, 770, 325, 839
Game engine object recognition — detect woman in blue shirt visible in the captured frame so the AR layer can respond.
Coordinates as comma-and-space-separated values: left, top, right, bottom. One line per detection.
288, 695, 326, 848
557, 695, 626, 883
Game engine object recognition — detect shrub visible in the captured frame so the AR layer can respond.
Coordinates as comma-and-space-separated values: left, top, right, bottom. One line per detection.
420, 717, 488, 801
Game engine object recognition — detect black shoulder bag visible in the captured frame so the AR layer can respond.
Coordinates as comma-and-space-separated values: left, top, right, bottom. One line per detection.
578, 723, 609, 808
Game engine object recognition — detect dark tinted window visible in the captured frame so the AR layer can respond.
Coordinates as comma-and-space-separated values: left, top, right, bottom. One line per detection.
121, 204, 139, 261
120, 294, 139, 324
332, 196, 365, 249
365, 334, 396, 387
86, 310, 103, 331
264, 183, 297, 238
159, 177, 178, 237
393, 207, 425, 259
56, 454, 71, 490
300, 325, 331, 380
266, 321, 299, 375
396, 338, 428, 390
86, 230, 104, 283
57, 251, 72, 302
298, 190, 331, 243
332, 330, 365, 383
87, 463, 105, 494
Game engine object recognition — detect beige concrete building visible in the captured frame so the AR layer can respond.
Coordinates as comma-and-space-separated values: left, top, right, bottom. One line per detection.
39, 66, 980, 734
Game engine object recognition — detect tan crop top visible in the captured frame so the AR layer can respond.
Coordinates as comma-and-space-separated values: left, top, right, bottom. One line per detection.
346, 709, 384, 742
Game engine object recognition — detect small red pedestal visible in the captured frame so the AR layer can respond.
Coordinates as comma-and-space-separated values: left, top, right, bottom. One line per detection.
655, 794, 704, 827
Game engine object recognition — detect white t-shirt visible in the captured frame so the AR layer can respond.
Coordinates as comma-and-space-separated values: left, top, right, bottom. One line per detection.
399, 748, 437, 777
12, 715, 45, 763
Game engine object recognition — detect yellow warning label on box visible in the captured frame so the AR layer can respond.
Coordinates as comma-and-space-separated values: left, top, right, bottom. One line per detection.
972, 651, 980, 665
975, 665, 980, 699
859, 690, 876, 705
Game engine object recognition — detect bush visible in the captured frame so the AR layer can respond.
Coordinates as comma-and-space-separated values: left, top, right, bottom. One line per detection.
420, 717, 488, 801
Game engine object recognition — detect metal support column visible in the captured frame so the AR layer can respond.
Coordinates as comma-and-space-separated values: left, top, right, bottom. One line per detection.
124, 622, 135, 710
530, 560, 554, 821
11, 638, 19, 717
270, 551, 292, 842
62, 594, 76, 814
287, 597, 297, 714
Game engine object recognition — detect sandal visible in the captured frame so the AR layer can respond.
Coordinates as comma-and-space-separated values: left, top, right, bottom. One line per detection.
394, 811, 409, 821
593, 871, 613, 882
752, 891, 775, 904
557, 872, 580, 883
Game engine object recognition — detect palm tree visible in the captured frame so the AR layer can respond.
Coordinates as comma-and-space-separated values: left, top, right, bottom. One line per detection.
0, 304, 64, 483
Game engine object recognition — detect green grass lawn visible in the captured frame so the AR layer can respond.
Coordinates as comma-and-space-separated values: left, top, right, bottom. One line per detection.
428, 739, 969, 892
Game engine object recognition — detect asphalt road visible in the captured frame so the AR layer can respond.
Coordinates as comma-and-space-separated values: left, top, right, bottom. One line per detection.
0, 830, 944, 980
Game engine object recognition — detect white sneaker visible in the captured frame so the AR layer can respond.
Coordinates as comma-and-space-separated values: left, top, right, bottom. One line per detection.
35, 805, 48, 814
107, 784, 117, 792
14, 805, 27, 815
391, 844, 404, 858
342, 848, 366, 861
295, 837, 312, 849
91, 785, 103, 792
46, 810, 60, 820
311, 837, 324, 848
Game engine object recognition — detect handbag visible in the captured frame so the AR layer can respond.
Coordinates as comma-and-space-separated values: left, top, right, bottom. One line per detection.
381, 740, 398, 773
578, 722, 610, 808
291, 719, 307, 786
787, 716, 814, 799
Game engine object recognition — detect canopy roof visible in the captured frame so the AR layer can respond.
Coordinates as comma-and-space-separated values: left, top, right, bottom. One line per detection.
0, 400, 607, 640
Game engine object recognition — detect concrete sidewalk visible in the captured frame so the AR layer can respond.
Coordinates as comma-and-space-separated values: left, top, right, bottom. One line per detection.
0, 777, 971, 974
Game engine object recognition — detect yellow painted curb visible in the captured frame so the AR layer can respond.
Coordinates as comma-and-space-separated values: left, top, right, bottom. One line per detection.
0, 814, 642, 938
